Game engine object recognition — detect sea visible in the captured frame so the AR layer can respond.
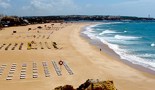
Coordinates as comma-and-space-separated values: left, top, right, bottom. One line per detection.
82, 21, 155, 72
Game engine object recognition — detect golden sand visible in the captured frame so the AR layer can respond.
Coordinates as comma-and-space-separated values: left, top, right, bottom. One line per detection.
0, 22, 155, 90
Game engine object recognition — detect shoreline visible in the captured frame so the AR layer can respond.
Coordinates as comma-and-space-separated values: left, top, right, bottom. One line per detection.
80, 23, 155, 75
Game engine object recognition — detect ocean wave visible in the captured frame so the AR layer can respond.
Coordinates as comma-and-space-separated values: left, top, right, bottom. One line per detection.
114, 35, 142, 40
82, 31, 96, 40
103, 22, 124, 25
96, 29, 104, 30
89, 23, 104, 28
119, 53, 155, 71
82, 26, 97, 40
151, 43, 155, 47
96, 37, 127, 53
137, 53, 155, 58
124, 31, 127, 32
99, 30, 118, 35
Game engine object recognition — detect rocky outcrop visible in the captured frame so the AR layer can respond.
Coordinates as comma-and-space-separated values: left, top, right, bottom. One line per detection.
54, 79, 117, 90
55, 85, 75, 90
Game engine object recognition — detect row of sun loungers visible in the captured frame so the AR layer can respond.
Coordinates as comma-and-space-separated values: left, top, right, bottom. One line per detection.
52, 61, 62, 76
63, 61, 74, 75
20, 63, 27, 79
0, 61, 73, 80
0, 64, 7, 76
42, 62, 50, 77
28, 27, 63, 31
0, 43, 24, 50
6, 63, 17, 80
32, 62, 38, 78
0, 42, 60, 50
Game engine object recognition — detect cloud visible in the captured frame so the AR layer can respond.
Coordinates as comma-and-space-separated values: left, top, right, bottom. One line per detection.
0, 0, 11, 9
22, 0, 78, 16
103, 0, 155, 17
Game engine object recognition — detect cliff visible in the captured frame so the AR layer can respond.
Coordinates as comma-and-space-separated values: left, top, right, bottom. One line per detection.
54, 79, 117, 90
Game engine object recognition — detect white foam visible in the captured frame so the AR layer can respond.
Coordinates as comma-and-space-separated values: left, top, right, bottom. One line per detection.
103, 22, 123, 25
114, 35, 142, 40
86, 27, 95, 32
109, 45, 155, 71
99, 30, 118, 35
89, 23, 104, 28
82, 31, 96, 40
119, 53, 155, 71
151, 43, 155, 47
82, 26, 97, 40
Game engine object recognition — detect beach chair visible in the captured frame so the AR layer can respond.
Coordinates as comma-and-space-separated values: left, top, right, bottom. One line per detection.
45, 42, 51, 49
19, 43, 24, 50
12, 43, 18, 50
5, 43, 12, 50
0, 44, 6, 50
39, 42, 44, 49
6, 77, 12, 80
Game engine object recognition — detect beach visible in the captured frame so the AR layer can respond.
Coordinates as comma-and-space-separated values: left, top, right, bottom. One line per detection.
0, 22, 155, 90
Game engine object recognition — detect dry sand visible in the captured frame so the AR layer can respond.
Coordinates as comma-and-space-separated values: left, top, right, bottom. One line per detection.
0, 22, 155, 90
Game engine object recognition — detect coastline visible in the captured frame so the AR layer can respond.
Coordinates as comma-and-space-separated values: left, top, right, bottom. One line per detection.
0, 22, 155, 90
81, 23, 155, 75
71, 22, 155, 90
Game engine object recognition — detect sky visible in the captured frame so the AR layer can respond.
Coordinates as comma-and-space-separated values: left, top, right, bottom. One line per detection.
0, 0, 155, 17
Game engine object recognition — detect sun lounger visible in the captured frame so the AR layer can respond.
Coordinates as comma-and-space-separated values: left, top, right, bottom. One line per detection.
63, 61, 74, 75
45, 42, 51, 49
37, 35, 41, 39
19, 43, 24, 50
21, 70, 26, 72
9, 72, 14, 74
5, 43, 12, 50
33, 75, 38, 78
7, 75, 13, 77
10, 69, 16, 72
2, 64, 7, 67
20, 77, 25, 79
52, 61, 62, 76
20, 73, 26, 75
6, 77, 12, 80
42, 35, 45, 39
0, 44, 6, 50
39, 42, 44, 49
33, 68, 37, 70
12, 43, 18, 50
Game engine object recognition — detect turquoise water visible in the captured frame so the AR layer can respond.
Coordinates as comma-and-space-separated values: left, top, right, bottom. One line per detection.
82, 21, 155, 71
